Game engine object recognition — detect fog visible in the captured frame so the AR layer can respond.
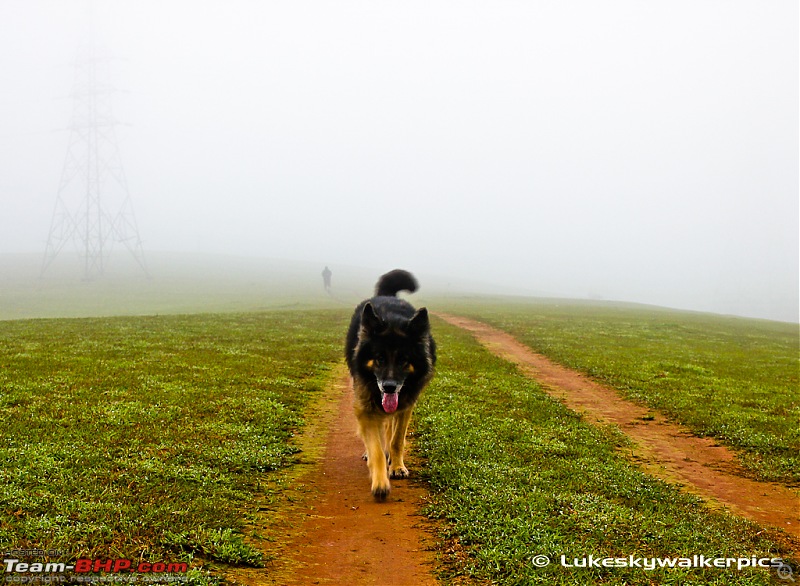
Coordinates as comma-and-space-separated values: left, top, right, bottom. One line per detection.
1, 1, 797, 322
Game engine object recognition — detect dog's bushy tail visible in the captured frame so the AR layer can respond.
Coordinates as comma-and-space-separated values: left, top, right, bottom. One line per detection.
375, 269, 419, 297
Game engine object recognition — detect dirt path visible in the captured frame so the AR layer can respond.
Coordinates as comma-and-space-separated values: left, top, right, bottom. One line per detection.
226, 366, 438, 586
437, 313, 799, 543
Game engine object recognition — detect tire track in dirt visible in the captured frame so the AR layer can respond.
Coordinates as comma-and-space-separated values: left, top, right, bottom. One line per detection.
438, 313, 799, 544
225, 365, 438, 586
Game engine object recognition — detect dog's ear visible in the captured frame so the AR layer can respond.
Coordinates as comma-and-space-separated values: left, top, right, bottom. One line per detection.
407, 307, 429, 336
360, 302, 382, 334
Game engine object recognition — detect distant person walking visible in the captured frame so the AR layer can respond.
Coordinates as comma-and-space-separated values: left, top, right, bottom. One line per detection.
322, 266, 332, 293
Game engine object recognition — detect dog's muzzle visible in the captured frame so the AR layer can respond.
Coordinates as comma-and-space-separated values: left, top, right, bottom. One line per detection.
377, 379, 403, 395
377, 379, 403, 413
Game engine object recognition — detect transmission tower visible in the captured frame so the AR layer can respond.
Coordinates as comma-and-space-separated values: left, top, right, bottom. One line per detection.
41, 26, 148, 280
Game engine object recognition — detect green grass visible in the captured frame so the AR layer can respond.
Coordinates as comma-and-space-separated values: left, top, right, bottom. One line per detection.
414, 319, 795, 585
438, 299, 799, 485
1, 300, 796, 585
0, 310, 349, 581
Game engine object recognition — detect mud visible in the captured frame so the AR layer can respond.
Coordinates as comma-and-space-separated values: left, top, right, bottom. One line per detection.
225, 366, 438, 585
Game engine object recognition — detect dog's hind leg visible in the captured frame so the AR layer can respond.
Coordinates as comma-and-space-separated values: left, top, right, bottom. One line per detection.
388, 408, 413, 479
357, 415, 391, 500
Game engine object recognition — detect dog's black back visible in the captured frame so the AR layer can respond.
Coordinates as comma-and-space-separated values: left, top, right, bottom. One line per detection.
346, 270, 436, 415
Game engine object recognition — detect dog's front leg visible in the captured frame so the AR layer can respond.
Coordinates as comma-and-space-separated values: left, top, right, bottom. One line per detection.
357, 415, 391, 500
388, 408, 413, 479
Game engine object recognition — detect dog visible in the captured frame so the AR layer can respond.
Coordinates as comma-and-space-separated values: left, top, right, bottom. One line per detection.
345, 269, 436, 500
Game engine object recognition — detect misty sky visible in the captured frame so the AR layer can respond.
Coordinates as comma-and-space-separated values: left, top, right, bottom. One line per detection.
0, 1, 797, 322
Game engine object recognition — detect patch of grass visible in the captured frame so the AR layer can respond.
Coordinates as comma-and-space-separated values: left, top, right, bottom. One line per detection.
0, 310, 348, 573
439, 299, 799, 484
414, 320, 794, 585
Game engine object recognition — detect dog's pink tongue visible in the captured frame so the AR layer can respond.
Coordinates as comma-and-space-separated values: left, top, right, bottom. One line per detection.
382, 392, 398, 414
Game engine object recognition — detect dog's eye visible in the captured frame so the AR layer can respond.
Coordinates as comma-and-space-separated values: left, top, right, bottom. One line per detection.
403, 362, 415, 374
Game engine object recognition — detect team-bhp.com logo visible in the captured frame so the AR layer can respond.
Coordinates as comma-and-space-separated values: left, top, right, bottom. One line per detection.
3, 558, 189, 582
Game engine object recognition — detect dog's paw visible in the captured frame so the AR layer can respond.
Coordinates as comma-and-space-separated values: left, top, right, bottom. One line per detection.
372, 484, 390, 501
389, 465, 409, 479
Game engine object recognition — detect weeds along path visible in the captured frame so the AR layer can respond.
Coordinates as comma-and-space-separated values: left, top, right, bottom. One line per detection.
226, 365, 438, 586
438, 313, 800, 540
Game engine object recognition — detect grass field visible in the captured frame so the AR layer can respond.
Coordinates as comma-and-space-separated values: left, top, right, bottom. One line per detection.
439, 298, 799, 485
0, 310, 348, 583
415, 318, 794, 585
0, 299, 796, 584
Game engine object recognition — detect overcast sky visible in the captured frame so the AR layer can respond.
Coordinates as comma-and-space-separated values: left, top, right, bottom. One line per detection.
0, 1, 797, 321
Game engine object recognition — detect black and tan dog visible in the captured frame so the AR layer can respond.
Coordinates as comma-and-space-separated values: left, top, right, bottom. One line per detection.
345, 270, 436, 500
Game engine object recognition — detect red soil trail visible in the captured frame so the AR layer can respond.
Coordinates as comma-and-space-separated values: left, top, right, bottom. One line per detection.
437, 313, 800, 543
226, 367, 438, 586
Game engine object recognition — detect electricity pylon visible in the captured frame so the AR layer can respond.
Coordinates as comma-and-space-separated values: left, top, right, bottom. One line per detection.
41, 31, 147, 280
